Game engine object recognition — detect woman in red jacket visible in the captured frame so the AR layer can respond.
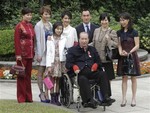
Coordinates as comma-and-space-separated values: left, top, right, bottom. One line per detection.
14, 7, 35, 103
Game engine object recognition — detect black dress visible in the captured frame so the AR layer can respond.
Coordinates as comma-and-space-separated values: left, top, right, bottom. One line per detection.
117, 29, 141, 76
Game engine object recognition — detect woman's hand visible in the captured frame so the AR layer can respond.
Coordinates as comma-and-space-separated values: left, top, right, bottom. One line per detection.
37, 55, 42, 62
47, 67, 52, 73
105, 34, 111, 42
121, 50, 128, 56
16, 56, 22, 61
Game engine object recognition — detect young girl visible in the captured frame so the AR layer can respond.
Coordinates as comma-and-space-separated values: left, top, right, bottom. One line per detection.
46, 22, 66, 106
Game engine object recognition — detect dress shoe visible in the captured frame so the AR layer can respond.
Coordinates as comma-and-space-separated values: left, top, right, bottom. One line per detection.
39, 93, 47, 103
82, 102, 89, 108
88, 99, 97, 109
110, 98, 116, 103
82, 99, 97, 109
103, 97, 115, 105
101, 102, 112, 106
120, 100, 127, 107
131, 104, 136, 107
131, 99, 136, 107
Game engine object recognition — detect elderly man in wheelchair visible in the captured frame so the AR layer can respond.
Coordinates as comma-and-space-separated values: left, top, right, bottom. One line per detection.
64, 32, 115, 109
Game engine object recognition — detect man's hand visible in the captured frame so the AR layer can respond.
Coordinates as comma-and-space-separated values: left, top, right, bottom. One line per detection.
73, 65, 80, 74
91, 63, 98, 72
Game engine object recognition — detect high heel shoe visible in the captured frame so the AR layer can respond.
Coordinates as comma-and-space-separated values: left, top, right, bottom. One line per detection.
131, 104, 136, 107
131, 100, 136, 107
120, 100, 127, 107
39, 93, 47, 103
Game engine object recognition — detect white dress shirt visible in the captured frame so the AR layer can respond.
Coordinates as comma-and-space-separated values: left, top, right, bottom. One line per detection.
62, 25, 78, 48
83, 23, 91, 32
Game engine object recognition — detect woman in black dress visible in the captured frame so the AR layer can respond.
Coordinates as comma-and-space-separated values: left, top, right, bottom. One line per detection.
117, 12, 141, 107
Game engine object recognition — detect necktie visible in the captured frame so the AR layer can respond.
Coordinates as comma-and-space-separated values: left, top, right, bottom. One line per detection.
86, 25, 90, 35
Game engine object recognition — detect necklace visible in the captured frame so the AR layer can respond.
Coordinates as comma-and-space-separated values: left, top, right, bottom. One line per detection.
100, 28, 107, 39
43, 22, 50, 30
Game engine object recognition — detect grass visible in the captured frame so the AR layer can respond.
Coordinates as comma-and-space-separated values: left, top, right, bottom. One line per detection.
0, 100, 73, 113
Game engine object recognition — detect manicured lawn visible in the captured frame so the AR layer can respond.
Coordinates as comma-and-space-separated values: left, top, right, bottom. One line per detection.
0, 100, 73, 113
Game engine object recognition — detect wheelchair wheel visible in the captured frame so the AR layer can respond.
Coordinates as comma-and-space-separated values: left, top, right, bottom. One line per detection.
60, 73, 73, 108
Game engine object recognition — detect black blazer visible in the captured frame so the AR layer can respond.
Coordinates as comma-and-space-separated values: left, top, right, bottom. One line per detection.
76, 23, 99, 43
66, 45, 103, 71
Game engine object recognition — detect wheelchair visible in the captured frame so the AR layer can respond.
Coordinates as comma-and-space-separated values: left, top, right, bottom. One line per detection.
59, 72, 107, 112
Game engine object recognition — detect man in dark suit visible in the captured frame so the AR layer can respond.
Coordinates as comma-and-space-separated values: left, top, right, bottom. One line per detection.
76, 9, 99, 43
66, 32, 115, 109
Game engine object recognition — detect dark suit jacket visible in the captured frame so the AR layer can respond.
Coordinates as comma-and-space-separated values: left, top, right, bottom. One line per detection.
76, 23, 99, 43
66, 45, 103, 71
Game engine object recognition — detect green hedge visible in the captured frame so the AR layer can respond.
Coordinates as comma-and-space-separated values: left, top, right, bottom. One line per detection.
0, 30, 15, 61
136, 13, 150, 52
0, 30, 14, 55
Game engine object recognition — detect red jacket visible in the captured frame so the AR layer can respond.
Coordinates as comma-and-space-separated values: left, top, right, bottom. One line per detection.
14, 21, 35, 58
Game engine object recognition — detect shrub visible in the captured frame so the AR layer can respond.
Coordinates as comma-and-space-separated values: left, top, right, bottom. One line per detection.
0, 30, 15, 61
136, 13, 150, 52
6, 0, 40, 28
0, 30, 14, 55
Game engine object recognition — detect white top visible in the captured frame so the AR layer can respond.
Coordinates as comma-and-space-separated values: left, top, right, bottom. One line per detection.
46, 35, 67, 67
62, 25, 78, 48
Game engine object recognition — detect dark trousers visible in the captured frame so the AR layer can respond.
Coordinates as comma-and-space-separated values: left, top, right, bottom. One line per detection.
78, 67, 111, 103
17, 59, 33, 103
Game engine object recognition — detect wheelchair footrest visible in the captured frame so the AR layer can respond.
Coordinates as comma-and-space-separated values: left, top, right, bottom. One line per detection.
99, 102, 112, 106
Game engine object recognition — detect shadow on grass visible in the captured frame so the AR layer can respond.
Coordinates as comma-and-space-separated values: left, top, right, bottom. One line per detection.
0, 99, 73, 113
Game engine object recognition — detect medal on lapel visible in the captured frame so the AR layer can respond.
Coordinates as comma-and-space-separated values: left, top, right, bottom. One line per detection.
88, 51, 92, 58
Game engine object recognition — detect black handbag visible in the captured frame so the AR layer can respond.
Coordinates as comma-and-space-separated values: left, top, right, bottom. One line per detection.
122, 54, 136, 75
105, 46, 120, 60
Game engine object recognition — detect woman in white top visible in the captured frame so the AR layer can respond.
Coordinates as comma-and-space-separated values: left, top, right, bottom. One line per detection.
61, 10, 78, 49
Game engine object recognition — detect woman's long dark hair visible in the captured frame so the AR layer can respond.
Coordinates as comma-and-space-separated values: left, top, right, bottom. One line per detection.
119, 12, 133, 31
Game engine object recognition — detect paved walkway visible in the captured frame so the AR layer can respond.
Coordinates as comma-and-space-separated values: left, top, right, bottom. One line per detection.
0, 53, 150, 113
0, 75, 150, 113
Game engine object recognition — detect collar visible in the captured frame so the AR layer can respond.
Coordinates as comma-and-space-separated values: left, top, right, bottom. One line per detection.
63, 25, 71, 34
21, 20, 30, 24
83, 22, 91, 28
51, 35, 65, 41
100, 27, 111, 32
77, 45, 89, 51
64, 25, 71, 30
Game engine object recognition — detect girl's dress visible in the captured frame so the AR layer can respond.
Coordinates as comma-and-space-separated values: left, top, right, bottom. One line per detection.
117, 29, 141, 76
51, 38, 65, 77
